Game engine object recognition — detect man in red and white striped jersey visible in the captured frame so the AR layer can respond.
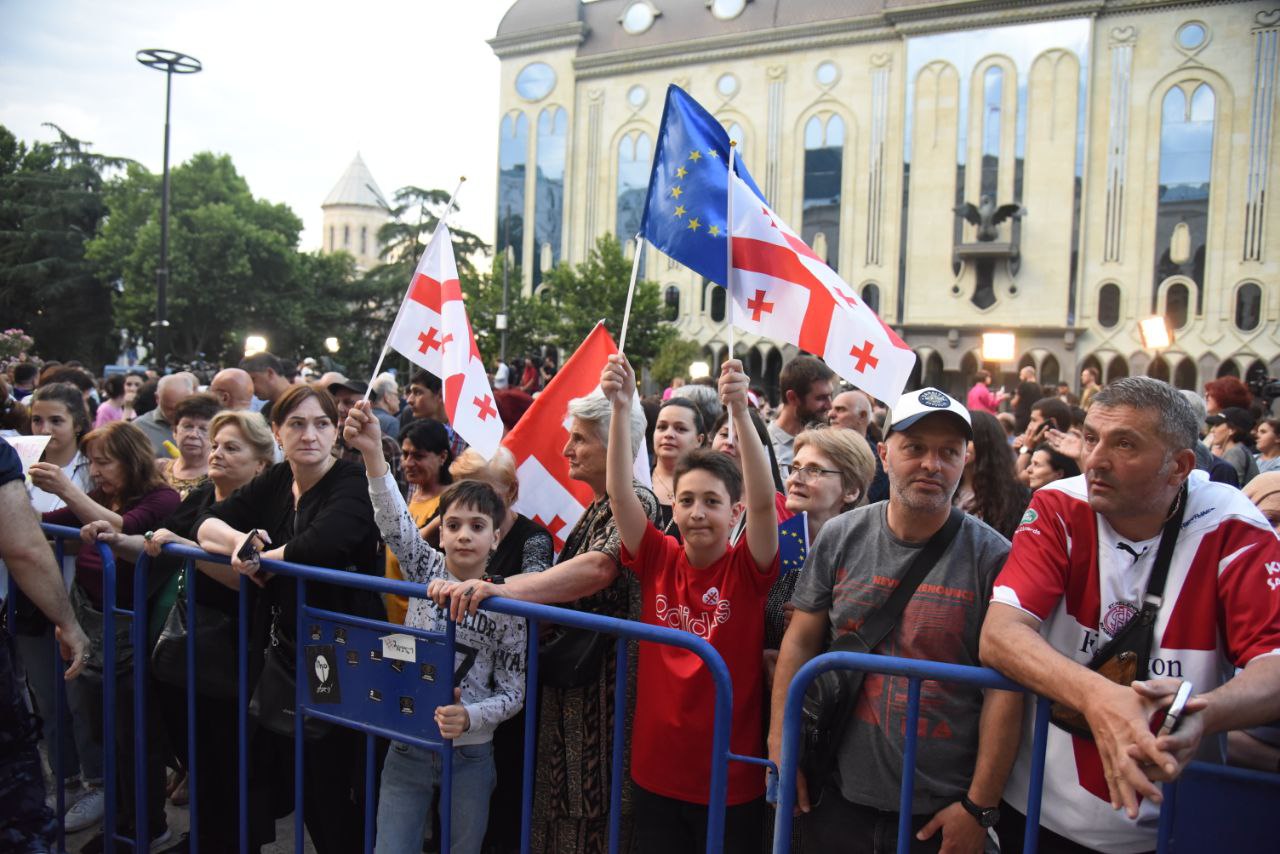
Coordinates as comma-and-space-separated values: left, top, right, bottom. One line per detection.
980, 377, 1280, 854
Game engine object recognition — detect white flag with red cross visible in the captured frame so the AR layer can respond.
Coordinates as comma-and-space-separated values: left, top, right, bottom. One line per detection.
386, 224, 503, 459
725, 171, 915, 405
501, 323, 649, 557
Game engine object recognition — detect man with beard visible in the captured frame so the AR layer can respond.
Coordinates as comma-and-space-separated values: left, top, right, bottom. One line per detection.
769, 388, 1021, 852
768, 355, 835, 478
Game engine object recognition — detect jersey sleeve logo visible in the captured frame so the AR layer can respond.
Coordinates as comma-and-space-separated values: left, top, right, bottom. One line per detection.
1267, 560, 1280, 592
1020, 509, 1038, 525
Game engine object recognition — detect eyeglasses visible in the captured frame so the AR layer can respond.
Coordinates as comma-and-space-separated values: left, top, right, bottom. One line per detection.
789, 465, 841, 482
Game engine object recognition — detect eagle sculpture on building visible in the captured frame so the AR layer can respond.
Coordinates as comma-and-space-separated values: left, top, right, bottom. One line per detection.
954, 194, 1025, 242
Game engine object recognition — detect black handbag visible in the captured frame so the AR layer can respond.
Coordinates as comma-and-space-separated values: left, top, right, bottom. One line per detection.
151, 569, 238, 700
800, 508, 964, 789
248, 608, 333, 741
1051, 485, 1186, 737
539, 624, 612, 689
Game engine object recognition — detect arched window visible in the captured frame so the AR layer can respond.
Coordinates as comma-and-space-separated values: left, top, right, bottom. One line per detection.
497, 112, 529, 272
1165, 282, 1190, 329
360, 226, 367, 255
617, 131, 652, 243
1154, 83, 1214, 305
1097, 283, 1121, 328
343, 224, 350, 247
1173, 358, 1197, 390
802, 115, 844, 272
664, 285, 680, 322
533, 106, 568, 287
328, 226, 334, 252
861, 283, 881, 315
980, 66, 1003, 199
709, 285, 726, 322
1235, 282, 1262, 332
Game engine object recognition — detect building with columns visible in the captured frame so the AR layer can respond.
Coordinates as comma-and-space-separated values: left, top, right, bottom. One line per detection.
490, 0, 1278, 400
321, 153, 390, 272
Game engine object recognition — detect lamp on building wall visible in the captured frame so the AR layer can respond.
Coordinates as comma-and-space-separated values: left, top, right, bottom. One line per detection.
1138, 315, 1172, 351
244, 335, 268, 356
689, 361, 711, 380
981, 332, 1016, 363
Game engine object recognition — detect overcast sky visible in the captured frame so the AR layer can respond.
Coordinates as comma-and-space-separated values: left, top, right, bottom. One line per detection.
1, 0, 512, 250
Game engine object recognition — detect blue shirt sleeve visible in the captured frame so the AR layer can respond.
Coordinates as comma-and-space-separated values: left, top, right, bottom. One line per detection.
0, 438, 22, 488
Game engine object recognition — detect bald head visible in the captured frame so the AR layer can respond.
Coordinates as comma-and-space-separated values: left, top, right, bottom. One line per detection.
157, 372, 198, 424
829, 390, 872, 435
210, 368, 254, 411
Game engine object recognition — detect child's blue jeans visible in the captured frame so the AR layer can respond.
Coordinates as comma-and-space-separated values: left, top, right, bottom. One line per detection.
374, 739, 495, 854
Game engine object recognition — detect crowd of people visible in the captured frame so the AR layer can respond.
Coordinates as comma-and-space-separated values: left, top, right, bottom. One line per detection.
1, 348, 1278, 854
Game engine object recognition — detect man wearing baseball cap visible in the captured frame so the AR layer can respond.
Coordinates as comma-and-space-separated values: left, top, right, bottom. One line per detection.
769, 388, 1022, 851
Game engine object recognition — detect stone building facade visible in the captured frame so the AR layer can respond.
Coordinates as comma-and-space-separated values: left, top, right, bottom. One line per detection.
490, 0, 1278, 400
321, 153, 390, 272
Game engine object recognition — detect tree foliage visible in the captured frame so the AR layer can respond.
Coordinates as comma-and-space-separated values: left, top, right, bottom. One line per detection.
649, 337, 705, 387
0, 124, 129, 367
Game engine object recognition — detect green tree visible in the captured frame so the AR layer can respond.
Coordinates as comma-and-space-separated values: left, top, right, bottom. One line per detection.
376, 186, 488, 274
87, 152, 322, 364
0, 124, 129, 367
649, 337, 705, 387
537, 234, 673, 368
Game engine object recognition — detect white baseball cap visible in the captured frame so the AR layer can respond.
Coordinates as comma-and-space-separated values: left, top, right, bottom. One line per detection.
888, 388, 973, 439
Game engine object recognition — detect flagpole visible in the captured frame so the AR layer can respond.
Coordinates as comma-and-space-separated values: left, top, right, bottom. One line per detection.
617, 233, 644, 355
725, 141, 737, 443
364, 176, 467, 401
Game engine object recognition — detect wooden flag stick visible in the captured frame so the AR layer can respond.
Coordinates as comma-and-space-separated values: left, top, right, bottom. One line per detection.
364, 176, 467, 401
617, 234, 644, 355
725, 141, 737, 444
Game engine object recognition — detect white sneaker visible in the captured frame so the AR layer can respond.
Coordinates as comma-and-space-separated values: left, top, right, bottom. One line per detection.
63, 785, 105, 832
148, 828, 174, 852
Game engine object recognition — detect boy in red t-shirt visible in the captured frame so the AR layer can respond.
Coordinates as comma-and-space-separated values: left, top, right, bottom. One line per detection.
601, 354, 779, 853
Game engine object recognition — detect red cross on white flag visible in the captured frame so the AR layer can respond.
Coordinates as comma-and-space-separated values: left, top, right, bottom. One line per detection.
385, 224, 503, 459
723, 173, 915, 406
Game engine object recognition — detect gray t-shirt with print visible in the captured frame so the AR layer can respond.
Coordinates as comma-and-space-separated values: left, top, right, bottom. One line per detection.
791, 501, 1010, 813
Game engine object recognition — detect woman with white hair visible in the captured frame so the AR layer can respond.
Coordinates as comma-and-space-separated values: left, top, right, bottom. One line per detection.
429, 390, 659, 853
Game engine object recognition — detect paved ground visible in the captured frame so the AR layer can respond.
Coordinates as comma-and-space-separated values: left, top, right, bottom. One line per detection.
62, 801, 317, 853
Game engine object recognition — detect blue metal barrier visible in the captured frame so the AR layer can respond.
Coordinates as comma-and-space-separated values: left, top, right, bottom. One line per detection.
37, 525, 745, 854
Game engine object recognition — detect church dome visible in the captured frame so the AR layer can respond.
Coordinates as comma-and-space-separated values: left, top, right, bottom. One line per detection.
322, 153, 388, 210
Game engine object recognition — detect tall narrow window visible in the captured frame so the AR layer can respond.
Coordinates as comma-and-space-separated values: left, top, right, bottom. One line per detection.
1235, 282, 1262, 331
1165, 282, 1190, 329
329, 226, 334, 252
861, 283, 881, 315
343, 225, 350, 247
617, 131, 652, 243
534, 106, 568, 288
497, 112, 529, 272
1097, 283, 1121, 328
664, 285, 680, 321
709, 285, 726, 322
980, 66, 1003, 200
360, 226, 367, 255
802, 115, 844, 272
1154, 84, 1214, 309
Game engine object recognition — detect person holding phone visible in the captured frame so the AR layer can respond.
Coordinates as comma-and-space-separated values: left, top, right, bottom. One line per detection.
1012, 397, 1072, 487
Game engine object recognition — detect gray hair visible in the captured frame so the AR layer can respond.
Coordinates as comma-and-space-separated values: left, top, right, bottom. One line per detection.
671, 383, 723, 433
370, 372, 398, 399
1092, 377, 1199, 454
567, 391, 646, 461
1179, 389, 1207, 427
157, 371, 197, 395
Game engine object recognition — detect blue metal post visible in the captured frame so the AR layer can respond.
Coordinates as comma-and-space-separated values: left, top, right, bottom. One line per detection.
702, 645, 733, 854
185, 558, 199, 850
295, 578, 306, 854
441, 617, 455, 854
608, 638, 627, 854
1022, 696, 1052, 854
520, 619, 540, 854
133, 553, 149, 847
364, 733, 376, 854
102, 546, 118, 854
238, 577, 250, 854
53, 539, 66, 854
896, 678, 922, 853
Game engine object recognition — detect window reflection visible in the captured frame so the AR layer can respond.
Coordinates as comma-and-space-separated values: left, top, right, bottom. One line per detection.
1097, 283, 1120, 328
1235, 282, 1261, 332
1165, 282, 1190, 329
497, 112, 529, 273
802, 114, 844, 271
981, 66, 1002, 199
617, 131, 652, 243
534, 106, 567, 288
1154, 83, 1214, 311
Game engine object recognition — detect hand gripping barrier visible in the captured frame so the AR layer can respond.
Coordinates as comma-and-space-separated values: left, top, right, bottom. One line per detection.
34, 523, 749, 854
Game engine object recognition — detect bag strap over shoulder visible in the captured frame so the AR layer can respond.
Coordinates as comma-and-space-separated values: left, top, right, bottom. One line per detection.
830, 507, 965, 655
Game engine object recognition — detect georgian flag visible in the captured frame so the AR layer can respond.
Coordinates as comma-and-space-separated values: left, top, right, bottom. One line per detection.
386, 224, 503, 458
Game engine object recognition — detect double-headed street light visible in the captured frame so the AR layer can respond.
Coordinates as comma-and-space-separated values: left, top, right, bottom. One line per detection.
136, 48, 202, 369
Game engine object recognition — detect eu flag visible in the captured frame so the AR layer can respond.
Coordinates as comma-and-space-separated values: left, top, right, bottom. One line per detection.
639, 85, 767, 288
778, 512, 809, 575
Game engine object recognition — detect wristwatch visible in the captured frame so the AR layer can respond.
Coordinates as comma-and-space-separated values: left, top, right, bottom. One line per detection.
481, 573, 505, 585
960, 794, 1000, 828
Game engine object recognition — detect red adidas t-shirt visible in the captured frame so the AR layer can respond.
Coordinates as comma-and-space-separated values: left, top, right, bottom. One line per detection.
622, 522, 779, 805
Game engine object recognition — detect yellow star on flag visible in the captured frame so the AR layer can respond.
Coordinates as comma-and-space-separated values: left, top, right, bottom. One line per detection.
687, 217, 701, 231
688, 150, 702, 162
673, 204, 686, 218
707, 149, 719, 158
675, 166, 688, 179
708, 225, 721, 236
671, 185, 683, 198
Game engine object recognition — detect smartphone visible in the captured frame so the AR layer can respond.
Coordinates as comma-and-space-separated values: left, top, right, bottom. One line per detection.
236, 529, 261, 563
1157, 680, 1194, 736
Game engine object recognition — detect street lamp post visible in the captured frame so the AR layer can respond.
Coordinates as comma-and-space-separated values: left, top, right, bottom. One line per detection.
136, 48, 202, 370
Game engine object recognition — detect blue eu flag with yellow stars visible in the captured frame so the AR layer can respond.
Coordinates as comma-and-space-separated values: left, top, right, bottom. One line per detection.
639, 85, 767, 288
778, 512, 808, 575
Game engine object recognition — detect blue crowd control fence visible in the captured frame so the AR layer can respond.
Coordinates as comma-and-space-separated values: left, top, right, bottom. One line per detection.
31, 524, 747, 854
